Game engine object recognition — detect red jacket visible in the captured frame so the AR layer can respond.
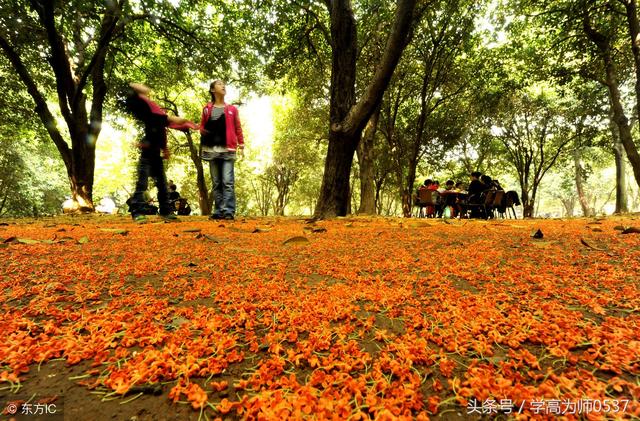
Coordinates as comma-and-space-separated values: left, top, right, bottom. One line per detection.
199, 103, 244, 151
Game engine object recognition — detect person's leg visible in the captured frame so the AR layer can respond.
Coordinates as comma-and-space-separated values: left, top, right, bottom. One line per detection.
131, 155, 151, 218
151, 156, 171, 216
209, 158, 223, 218
220, 153, 236, 218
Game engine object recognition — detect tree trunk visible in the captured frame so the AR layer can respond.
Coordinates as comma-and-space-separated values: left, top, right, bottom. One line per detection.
403, 161, 418, 218
584, 14, 640, 189
561, 197, 575, 217
614, 142, 629, 214
521, 184, 533, 218
314, 0, 418, 218
315, 132, 359, 217
356, 108, 380, 214
609, 111, 629, 213
623, 0, 640, 126
184, 131, 211, 215
527, 185, 539, 218
573, 148, 592, 217
604, 58, 640, 190
68, 133, 96, 211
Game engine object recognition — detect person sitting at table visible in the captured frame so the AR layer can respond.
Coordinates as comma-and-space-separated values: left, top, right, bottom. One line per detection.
416, 179, 440, 217
480, 175, 496, 191
468, 172, 485, 200
168, 183, 180, 199
455, 181, 465, 191
438, 179, 458, 217
429, 180, 440, 191
466, 171, 487, 217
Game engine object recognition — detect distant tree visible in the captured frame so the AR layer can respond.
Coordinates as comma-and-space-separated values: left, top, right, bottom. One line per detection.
493, 88, 579, 217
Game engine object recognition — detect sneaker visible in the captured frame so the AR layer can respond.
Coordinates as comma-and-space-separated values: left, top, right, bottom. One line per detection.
209, 214, 223, 220
160, 214, 180, 222
133, 214, 147, 223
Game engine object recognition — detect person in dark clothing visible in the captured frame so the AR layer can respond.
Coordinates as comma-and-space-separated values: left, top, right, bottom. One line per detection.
169, 182, 180, 203
480, 175, 494, 190
122, 83, 197, 223
175, 198, 192, 216
466, 171, 487, 218
467, 171, 485, 201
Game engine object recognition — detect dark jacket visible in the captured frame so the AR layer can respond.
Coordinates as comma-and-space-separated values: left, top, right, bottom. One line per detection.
125, 94, 169, 151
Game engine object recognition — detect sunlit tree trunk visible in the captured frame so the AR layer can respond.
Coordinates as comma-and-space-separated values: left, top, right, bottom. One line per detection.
573, 148, 592, 217
184, 132, 211, 215
356, 108, 380, 214
607, 111, 629, 213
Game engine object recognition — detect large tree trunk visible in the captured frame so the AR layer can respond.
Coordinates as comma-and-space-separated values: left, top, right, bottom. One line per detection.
314, 0, 418, 218
573, 148, 592, 217
609, 111, 629, 213
402, 161, 418, 218
623, 0, 640, 125
315, 132, 360, 217
604, 60, 640, 189
613, 143, 629, 213
520, 178, 533, 218
356, 108, 380, 214
561, 197, 575, 217
527, 183, 539, 218
69, 132, 96, 211
584, 13, 640, 189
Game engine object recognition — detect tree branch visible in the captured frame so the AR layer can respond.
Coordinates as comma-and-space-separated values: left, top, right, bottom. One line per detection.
0, 34, 71, 167
340, 0, 419, 136
30, 0, 77, 128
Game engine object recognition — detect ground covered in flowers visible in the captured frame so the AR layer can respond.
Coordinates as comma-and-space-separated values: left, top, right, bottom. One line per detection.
0, 215, 639, 420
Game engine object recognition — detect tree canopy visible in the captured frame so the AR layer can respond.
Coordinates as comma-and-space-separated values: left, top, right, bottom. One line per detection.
1, 0, 640, 217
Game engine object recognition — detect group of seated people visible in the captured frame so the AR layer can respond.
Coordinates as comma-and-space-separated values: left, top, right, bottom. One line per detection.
414, 171, 520, 219
168, 182, 192, 216
126, 182, 192, 216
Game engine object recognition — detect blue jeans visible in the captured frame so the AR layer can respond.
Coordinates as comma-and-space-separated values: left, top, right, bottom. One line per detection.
209, 152, 236, 217
131, 153, 171, 216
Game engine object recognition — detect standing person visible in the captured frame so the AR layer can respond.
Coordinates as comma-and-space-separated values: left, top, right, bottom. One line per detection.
122, 83, 197, 223
199, 80, 245, 220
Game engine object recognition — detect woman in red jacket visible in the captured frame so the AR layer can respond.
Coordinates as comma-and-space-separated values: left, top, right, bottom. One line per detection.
199, 80, 245, 220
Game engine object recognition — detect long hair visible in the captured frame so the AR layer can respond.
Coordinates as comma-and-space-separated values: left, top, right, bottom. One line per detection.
121, 88, 149, 121
209, 80, 223, 102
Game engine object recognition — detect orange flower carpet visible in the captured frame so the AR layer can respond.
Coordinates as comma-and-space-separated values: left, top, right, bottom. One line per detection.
0, 215, 638, 420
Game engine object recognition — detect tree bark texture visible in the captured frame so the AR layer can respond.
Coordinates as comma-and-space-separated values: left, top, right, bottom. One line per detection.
185, 132, 211, 215
584, 10, 640, 190
356, 108, 380, 214
314, 0, 418, 218
608, 109, 629, 213
573, 148, 592, 217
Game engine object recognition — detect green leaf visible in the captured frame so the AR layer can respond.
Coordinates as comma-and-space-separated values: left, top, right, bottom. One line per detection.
100, 228, 129, 235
